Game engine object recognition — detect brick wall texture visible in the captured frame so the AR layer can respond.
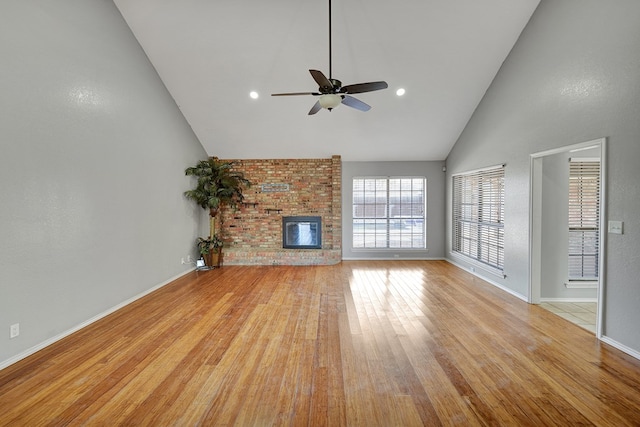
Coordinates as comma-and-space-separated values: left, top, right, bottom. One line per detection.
218, 155, 342, 265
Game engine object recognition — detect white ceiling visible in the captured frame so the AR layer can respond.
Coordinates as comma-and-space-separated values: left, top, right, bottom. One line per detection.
113, 0, 539, 161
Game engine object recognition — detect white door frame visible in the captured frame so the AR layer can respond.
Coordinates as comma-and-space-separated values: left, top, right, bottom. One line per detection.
529, 137, 607, 338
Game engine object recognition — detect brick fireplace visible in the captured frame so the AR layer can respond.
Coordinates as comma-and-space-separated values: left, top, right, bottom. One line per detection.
282, 216, 322, 249
219, 155, 341, 265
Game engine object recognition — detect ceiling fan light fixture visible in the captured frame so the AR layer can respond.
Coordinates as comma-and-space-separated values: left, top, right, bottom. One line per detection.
270, 0, 387, 114
319, 94, 342, 110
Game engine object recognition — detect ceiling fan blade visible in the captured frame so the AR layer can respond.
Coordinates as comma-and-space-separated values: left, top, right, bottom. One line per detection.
309, 69, 333, 91
341, 81, 388, 94
308, 100, 322, 115
341, 95, 371, 112
271, 92, 318, 96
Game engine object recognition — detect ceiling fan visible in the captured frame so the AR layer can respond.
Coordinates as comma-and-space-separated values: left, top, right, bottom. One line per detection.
271, 0, 388, 115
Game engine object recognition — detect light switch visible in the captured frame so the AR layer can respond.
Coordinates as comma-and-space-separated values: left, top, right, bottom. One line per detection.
608, 220, 623, 234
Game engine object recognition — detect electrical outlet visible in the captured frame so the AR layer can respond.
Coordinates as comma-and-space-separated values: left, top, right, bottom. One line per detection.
10, 323, 19, 339
181, 257, 186, 264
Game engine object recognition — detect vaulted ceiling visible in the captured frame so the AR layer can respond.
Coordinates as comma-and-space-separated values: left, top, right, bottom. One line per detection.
113, 0, 539, 161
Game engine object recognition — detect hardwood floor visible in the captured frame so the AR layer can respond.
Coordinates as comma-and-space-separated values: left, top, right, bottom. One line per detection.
1, 260, 640, 426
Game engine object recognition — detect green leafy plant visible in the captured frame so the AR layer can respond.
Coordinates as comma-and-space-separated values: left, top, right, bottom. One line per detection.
184, 157, 251, 263
196, 235, 224, 255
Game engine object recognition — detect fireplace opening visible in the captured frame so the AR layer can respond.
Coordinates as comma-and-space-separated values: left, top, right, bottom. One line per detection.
282, 216, 322, 249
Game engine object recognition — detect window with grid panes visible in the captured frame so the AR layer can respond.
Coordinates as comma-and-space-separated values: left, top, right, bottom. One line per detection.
352, 177, 426, 249
568, 158, 600, 280
452, 165, 505, 271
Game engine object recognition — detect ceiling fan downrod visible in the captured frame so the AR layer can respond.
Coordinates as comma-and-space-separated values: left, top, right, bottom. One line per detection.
328, 0, 333, 79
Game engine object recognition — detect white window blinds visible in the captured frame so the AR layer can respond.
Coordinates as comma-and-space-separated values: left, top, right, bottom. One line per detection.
568, 159, 600, 280
452, 165, 505, 271
352, 177, 426, 249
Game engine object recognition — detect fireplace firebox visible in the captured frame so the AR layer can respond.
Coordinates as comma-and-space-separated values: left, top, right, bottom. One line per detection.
282, 216, 322, 249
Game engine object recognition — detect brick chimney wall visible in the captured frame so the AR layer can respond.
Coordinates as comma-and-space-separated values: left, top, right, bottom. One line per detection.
219, 155, 342, 265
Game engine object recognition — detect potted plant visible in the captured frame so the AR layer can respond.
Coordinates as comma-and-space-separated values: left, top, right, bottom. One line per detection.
197, 235, 224, 268
184, 157, 251, 268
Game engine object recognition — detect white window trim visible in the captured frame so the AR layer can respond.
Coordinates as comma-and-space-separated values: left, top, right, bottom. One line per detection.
452, 164, 505, 273
352, 176, 427, 250
568, 157, 600, 281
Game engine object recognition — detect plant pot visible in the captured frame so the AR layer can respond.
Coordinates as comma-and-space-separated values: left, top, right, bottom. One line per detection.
203, 249, 223, 268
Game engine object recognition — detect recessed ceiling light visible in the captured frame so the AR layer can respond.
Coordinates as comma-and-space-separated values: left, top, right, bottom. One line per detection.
249, 91, 259, 99
396, 88, 406, 96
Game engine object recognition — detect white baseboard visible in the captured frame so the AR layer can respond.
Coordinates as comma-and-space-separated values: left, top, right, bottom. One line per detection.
539, 297, 598, 303
444, 258, 528, 302
0, 267, 196, 371
600, 335, 640, 361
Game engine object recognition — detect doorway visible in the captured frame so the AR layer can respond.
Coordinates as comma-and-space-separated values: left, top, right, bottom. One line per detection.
530, 138, 606, 337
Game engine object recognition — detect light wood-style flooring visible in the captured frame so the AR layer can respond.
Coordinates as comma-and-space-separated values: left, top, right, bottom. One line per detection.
1, 260, 640, 426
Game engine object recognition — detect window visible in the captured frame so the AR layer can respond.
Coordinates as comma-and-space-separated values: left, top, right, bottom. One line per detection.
352, 177, 426, 249
568, 158, 600, 280
452, 165, 505, 271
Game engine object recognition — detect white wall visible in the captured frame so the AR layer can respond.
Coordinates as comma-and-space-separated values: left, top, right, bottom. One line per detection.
342, 161, 446, 260
0, 0, 208, 367
445, 0, 640, 354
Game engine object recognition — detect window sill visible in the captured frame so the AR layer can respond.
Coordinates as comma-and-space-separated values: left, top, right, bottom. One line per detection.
449, 252, 506, 279
352, 248, 428, 252
565, 281, 598, 289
